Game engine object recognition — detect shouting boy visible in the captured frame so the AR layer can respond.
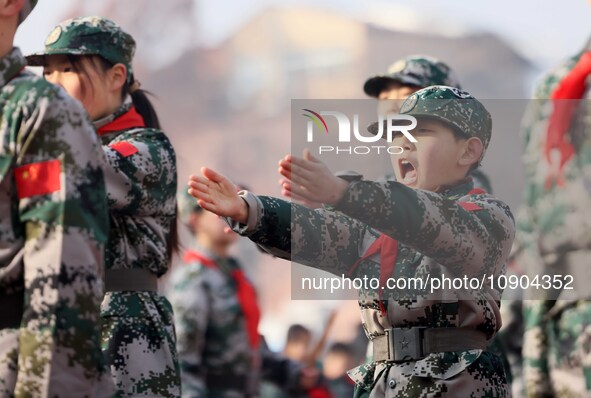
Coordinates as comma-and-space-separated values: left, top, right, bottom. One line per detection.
188, 86, 515, 397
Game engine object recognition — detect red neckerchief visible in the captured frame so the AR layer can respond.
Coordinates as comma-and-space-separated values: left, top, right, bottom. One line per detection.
183, 250, 261, 349
98, 106, 145, 136
545, 51, 591, 189
306, 386, 333, 398
347, 188, 485, 316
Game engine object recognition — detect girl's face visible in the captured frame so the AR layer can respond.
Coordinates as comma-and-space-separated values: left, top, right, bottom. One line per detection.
43, 54, 122, 121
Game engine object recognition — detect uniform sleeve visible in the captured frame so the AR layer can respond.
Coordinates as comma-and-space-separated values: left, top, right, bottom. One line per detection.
516, 65, 569, 397
259, 338, 304, 391
231, 192, 372, 277
13, 85, 111, 396
102, 131, 176, 216
168, 268, 209, 398
332, 180, 515, 278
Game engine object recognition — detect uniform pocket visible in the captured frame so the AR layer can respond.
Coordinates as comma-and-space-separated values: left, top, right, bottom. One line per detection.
100, 291, 166, 318
411, 349, 483, 380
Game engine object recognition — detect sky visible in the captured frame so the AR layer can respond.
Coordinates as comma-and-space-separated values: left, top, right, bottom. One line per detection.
198, 0, 591, 71
16, 0, 591, 82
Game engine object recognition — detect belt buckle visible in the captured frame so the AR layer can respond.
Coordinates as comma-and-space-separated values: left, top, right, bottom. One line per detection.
389, 327, 426, 361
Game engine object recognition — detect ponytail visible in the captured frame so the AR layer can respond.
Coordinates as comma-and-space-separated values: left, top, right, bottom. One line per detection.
123, 75, 162, 129
167, 206, 180, 262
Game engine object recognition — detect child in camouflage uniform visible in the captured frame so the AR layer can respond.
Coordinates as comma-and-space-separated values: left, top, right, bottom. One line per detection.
517, 37, 591, 397
364, 57, 519, 394
28, 17, 180, 397
189, 86, 515, 397
167, 191, 319, 397
0, 2, 114, 396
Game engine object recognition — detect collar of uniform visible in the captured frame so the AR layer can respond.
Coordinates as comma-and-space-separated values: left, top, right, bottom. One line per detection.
0, 47, 26, 88
93, 95, 133, 130
438, 177, 474, 200
187, 243, 239, 273
193, 243, 219, 263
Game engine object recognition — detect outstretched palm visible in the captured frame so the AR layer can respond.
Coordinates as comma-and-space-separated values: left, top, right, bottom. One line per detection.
279, 149, 349, 206
188, 167, 247, 222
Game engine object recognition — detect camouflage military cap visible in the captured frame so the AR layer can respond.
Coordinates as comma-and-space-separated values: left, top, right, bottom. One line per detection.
18, 0, 37, 25
364, 55, 461, 98
369, 85, 492, 152
26, 16, 136, 83
178, 189, 202, 227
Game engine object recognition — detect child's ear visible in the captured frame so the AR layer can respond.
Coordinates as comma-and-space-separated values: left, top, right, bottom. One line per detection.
108, 63, 127, 92
188, 212, 200, 234
459, 137, 483, 168
0, 0, 26, 18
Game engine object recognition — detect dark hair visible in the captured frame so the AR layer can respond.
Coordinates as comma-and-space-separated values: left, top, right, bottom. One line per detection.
382, 80, 422, 92
167, 207, 180, 262
67, 55, 107, 99
123, 76, 161, 129
68, 54, 178, 259
327, 342, 354, 357
435, 120, 480, 173
67, 54, 161, 129
286, 324, 311, 343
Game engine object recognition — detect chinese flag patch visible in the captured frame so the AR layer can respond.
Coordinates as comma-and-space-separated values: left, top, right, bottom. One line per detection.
459, 202, 483, 212
14, 159, 61, 199
109, 141, 138, 157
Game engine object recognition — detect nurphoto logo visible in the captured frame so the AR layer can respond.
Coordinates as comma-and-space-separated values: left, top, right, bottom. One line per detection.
302, 109, 417, 155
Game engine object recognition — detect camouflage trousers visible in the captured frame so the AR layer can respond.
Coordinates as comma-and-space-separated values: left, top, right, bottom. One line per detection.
353, 350, 509, 398
101, 291, 181, 397
524, 300, 591, 397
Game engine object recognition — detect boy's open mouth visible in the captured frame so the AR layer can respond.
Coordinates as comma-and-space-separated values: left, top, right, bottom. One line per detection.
399, 159, 418, 185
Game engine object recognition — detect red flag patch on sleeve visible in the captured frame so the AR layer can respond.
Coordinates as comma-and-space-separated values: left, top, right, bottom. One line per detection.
459, 202, 483, 211
14, 159, 61, 199
109, 141, 138, 157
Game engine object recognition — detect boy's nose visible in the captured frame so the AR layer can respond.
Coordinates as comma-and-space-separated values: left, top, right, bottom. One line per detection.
402, 139, 415, 151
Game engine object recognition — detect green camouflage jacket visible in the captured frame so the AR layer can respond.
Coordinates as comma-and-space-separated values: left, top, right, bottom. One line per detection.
519, 42, 591, 397
0, 47, 112, 397
98, 101, 180, 397
232, 178, 515, 397
167, 247, 304, 398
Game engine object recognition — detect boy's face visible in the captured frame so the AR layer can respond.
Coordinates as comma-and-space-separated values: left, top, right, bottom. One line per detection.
323, 352, 355, 380
377, 81, 422, 115
390, 118, 469, 192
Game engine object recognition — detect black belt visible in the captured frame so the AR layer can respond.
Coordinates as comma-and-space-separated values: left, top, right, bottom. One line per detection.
0, 290, 24, 329
206, 373, 249, 391
104, 269, 158, 292
373, 327, 488, 362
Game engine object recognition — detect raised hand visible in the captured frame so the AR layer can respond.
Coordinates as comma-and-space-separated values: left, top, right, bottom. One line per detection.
278, 149, 349, 206
188, 167, 249, 224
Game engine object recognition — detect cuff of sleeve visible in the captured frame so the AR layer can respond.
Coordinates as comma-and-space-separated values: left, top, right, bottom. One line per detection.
322, 173, 360, 211
334, 170, 364, 182
331, 179, 357, 211
224, 191, 262, 235
286, 360, 306, 392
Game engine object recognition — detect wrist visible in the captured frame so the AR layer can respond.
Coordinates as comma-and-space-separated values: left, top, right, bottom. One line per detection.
233, 197, 249, 224
327, 177, 350, 205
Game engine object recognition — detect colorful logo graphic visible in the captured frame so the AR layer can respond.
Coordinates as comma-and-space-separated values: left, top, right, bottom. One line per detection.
302, 109, 328, 135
